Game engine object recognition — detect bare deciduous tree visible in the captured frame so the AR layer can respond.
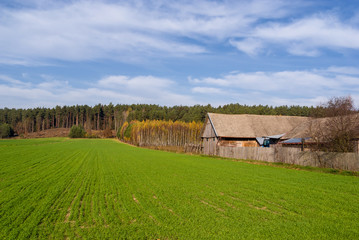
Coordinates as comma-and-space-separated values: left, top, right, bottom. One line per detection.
309, 96, 359, 153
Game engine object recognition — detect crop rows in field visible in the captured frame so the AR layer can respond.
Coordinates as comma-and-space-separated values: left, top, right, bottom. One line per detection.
0, 138, 358, 239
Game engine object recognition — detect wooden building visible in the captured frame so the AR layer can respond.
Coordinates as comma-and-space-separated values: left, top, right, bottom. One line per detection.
281, 114, 359, 152
202, 113, 308, 155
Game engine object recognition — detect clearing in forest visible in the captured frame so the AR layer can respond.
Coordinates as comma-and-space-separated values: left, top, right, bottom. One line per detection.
0, 138, 358, 239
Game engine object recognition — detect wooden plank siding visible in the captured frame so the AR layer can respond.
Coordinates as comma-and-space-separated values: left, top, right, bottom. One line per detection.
218, 139, 259, 147
202, 118, 216, 138
203, 137, 218, 155
202, 118, 218, 155
202, 117, 261, 155
217, 146, 359, 171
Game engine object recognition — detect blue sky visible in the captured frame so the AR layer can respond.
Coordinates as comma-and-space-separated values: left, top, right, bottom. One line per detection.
1, 0, 359, 108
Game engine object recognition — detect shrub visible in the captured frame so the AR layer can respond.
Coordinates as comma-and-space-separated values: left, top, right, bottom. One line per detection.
103, 128, 113, 138
68, 125, 86, 138
0, 124, 14, 138
85, 133, 99, 138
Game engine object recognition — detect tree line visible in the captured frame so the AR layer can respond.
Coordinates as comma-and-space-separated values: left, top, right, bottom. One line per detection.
0, 103, 315, 136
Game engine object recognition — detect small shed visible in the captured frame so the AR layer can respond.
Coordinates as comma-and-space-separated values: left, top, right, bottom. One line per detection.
202, 113, 309, 155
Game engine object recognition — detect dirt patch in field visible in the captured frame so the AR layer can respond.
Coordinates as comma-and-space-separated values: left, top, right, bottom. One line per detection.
132, 195, 139, 204
226, 202, 237, 209
64, 208, 74, 224
201, 200, 225, 212
149, 215, 160, 225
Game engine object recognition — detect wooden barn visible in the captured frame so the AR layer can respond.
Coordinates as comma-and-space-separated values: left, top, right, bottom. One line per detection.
202, 113, 309, 155
281, 114, 359, 152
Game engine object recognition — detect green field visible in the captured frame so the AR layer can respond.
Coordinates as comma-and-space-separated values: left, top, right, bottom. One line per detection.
0, 138, 358, 239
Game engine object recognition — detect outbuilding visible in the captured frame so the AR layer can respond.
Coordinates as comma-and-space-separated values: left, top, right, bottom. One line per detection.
201, 113, 309, 155
281, 114, 359, 152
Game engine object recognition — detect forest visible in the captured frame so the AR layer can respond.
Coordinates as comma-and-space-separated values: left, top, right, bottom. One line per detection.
0, 103, 315, 136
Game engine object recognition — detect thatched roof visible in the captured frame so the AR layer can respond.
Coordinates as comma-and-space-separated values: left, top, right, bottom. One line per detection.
283, 113, 359, 139
207, 113, 309, 138
282, 118, 322, 139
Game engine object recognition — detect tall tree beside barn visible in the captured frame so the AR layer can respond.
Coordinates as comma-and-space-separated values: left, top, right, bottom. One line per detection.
309, 96, 359, 153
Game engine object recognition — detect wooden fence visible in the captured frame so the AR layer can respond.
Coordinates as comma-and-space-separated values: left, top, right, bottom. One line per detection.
217, 146, 359, 171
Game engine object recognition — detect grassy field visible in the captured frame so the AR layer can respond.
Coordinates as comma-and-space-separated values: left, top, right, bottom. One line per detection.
0, 138, 358, 239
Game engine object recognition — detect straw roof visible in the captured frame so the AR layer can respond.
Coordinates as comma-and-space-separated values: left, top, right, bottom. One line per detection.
282, 118, 322, 139
207, 113, 309, 138
283, 113, 359, 139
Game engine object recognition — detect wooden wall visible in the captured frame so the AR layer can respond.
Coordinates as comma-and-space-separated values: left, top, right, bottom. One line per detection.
218, 139, 259, 147
203, 137, 218, 155
354, 140, 359, 154
216, 146, 359, 171
202, 119, 216, 138
202, 118, 217, 155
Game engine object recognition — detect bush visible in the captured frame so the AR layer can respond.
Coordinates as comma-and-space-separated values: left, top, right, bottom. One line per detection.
0, 124, 14, 138
103, 128, 113, 138
68, 125, 86, 138
85, 133, 99, 138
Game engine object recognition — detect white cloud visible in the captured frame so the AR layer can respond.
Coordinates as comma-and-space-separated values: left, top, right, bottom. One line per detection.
0, 1, 358, 61
325, 66, 359, 75
189, 76, 231, 87
37, 80, 69, 90
229, 38, 264, 56
0, 1, 210, 64
98, 76, 129, 87
287, 43, 320, 57
191, 87, 225, 94
0, 74, 31, 87
98, 75, 173, 90
2, 66, 359, 108
191, 70, 340, 94
0, 0, 300, 64
0, 74, 196, 108
189, 67, 359, 106
245, 14, 359, 56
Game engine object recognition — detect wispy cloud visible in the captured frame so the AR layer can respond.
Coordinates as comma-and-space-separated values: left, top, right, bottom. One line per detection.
229, 38, 264, 56
325, 66, 359, 75
0, 74, 196, 108
191, 87, 225, 94
0, 0, 358, 64
189, 66, 359, 106
0, 0, 301, 64
1, 1, 359, 109
98, 75, 173, 90
0, 74, 31, 87
0, 1, 209, 64
233, 13, 359, 56
2, 65, 359, 108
